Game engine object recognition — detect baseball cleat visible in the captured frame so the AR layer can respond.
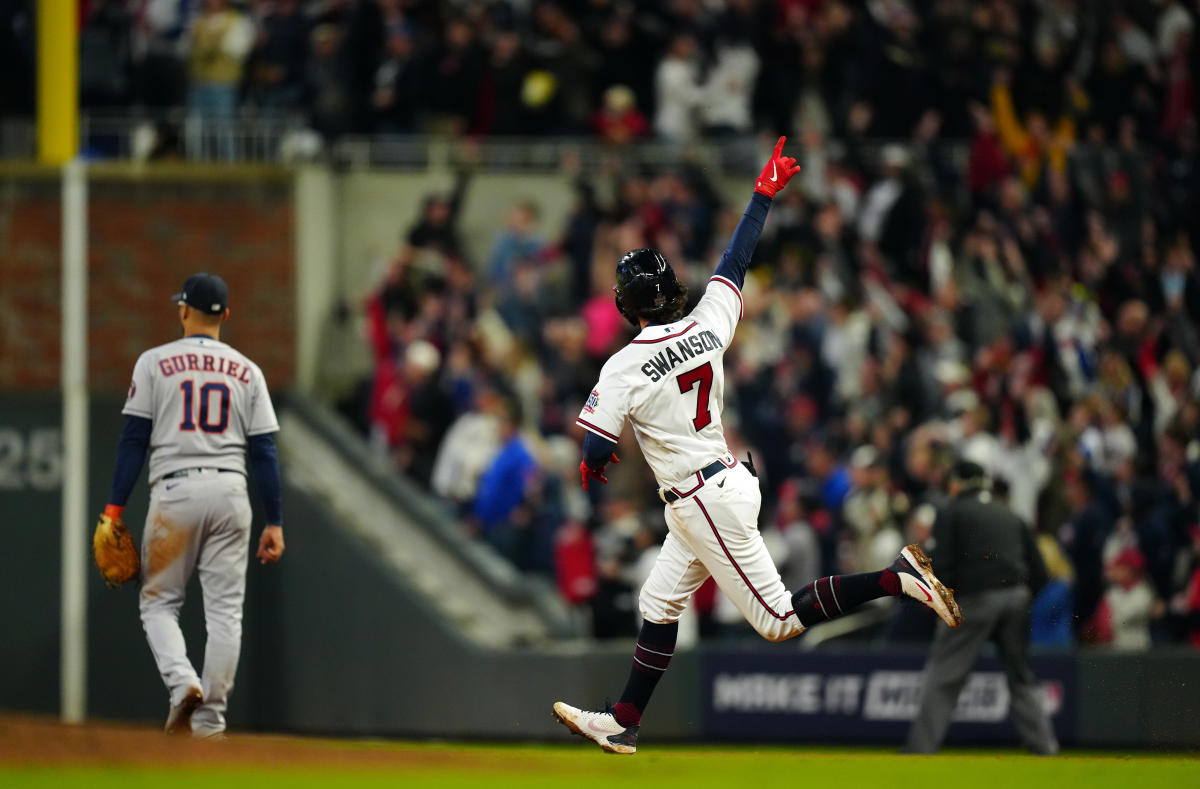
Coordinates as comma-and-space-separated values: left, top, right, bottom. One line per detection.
164, 686, 204, 735
551, 701, 639, 754
890, 544, 963, 628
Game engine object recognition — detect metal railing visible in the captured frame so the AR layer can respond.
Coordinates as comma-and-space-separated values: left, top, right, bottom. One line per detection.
1, 113, 776, 173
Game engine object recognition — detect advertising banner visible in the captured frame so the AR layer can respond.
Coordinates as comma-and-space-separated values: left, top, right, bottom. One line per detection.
703, 649, 1076, 745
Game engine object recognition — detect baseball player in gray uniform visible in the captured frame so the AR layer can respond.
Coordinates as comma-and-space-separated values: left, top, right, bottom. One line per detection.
552, 138, 963, 754
101, 273, 284, 736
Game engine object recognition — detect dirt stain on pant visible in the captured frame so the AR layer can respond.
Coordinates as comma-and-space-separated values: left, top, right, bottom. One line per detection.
143, 511, 191, 586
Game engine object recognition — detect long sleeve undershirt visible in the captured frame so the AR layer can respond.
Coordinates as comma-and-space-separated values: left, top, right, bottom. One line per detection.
109, 415, 151, 508
712, 191, 771, 289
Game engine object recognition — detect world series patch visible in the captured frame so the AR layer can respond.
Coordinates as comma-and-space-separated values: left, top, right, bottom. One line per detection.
584, 389, 599, 414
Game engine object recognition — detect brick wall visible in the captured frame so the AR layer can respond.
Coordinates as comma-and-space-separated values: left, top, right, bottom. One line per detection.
0, 171, 294, 392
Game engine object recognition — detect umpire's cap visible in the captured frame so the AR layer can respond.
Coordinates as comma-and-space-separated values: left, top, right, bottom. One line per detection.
950, 459, 987, 486
613, 248, 688, 327
172, 273, 229, 315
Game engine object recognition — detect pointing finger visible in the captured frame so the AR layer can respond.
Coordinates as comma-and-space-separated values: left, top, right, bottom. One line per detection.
773, 136, 786, 159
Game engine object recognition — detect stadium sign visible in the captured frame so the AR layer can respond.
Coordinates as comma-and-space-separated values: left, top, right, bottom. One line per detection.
702, 650, 1075, 744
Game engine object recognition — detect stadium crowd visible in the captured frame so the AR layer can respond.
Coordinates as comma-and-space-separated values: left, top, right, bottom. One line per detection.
334, 0, 1200, 646
12, 1, 1197, 647
0, 1, 1193, 147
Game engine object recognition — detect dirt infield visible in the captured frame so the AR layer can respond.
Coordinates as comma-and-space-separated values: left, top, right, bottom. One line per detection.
0, 714, 521, 772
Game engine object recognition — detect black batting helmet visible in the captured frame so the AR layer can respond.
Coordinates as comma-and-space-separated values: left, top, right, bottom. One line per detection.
613, 248, 688, 327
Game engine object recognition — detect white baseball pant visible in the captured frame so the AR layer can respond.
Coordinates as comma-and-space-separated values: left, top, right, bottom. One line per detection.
139, 469, 252, 736
639, 461, 805, 642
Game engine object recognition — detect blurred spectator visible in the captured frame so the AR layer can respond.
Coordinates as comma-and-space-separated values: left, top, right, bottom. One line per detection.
1171, 527, 1200, 647
186, 0, 254, 118
1087, 546, 1163, 649
654, 33, 703, 142
429, 15, 483, 134
487, 201, 545, 286
702, 32, 759, 137
80, 0, 134, 107
130, 0, 189, 108
472, 396, 539, 548
246, 0, 310, 110
370, 22, 424, 132
592, 85, 649, 144
306, 22, 351, 138
841, 446, 904, 573
1058, 471, 1114, 631
1030, 531, 1076, 648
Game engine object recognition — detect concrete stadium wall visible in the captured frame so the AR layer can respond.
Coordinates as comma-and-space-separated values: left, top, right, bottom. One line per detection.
0, 164, 295, 393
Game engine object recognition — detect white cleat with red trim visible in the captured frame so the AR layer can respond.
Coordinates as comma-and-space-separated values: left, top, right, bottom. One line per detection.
551, 701, 639, 754
890, 544, 963, 628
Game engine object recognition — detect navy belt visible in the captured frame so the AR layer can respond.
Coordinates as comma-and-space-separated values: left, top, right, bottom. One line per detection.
161, 468, 240, 481
660, 458, 734, 503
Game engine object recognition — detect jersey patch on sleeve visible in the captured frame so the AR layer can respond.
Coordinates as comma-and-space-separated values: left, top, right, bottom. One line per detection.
127, 381, 136, 402
583, 389, 599, 414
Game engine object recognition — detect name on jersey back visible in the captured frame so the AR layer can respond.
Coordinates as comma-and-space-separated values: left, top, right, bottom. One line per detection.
157, 353, 252, 384
640, 330, 724, 382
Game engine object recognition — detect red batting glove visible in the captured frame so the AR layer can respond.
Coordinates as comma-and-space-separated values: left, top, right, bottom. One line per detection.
580, 453, 620, 491
753, 136, 801, 199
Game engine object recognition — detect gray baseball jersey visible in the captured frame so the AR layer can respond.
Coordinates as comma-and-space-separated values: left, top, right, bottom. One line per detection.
122, 336, 278, 484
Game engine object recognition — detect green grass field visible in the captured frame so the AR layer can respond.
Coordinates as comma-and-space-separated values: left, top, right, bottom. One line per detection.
4, 742, 1198, 789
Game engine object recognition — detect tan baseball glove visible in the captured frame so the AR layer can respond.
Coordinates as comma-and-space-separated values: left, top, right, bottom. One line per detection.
93, 509, 140, 587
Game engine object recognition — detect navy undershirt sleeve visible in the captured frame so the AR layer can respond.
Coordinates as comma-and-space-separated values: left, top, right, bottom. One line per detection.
109, 415, 152, 507
582, 431, 618, 470
712, 191, 772, 289
247, 433, 283, 525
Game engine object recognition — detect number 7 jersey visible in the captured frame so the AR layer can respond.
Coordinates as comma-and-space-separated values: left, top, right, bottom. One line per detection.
577, 276, 742, 488
122, 336, 279, 485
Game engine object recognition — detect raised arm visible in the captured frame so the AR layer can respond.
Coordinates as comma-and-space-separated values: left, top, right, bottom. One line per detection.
712, 136, 800, 289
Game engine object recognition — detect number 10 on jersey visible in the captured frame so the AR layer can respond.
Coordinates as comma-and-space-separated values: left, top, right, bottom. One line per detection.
178, 380, 231, 433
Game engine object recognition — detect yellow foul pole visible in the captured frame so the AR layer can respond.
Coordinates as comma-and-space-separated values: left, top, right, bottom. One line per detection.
41, 0, 88, 723
37, 0, 79, 164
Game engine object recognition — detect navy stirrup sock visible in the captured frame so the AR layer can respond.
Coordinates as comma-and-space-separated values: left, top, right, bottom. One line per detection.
791, 570, 899, 628
614, 620, 678, 727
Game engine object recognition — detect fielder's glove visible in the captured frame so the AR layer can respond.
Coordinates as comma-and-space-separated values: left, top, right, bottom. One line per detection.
753, 136, 801, 199
580, 453, 620, 491
93, 505, 140, 587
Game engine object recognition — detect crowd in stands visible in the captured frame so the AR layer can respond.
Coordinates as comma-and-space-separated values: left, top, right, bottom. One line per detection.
11, 2, 1197, 647
336, 0, 1200, 646
0, 1, 1193, 149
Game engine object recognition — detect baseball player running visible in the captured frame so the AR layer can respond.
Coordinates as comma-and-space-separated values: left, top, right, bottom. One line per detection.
100, 273, 284, 736
553, 138, 963, 754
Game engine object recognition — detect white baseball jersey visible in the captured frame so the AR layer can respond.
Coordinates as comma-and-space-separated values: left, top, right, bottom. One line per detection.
122, 336, 279, 485
577, 276, 742, 487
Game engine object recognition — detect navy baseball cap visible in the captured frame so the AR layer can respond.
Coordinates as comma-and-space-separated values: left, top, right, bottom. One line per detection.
172, 273, 229, 314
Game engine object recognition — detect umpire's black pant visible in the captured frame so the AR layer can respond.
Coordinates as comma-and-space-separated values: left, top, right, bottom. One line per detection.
906, 585, 1059, 754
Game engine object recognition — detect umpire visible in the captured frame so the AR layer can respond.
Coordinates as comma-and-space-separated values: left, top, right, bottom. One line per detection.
905, 460, 1058, 754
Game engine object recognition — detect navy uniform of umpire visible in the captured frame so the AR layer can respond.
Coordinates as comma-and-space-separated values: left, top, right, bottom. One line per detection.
906, 461, 1058, 754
